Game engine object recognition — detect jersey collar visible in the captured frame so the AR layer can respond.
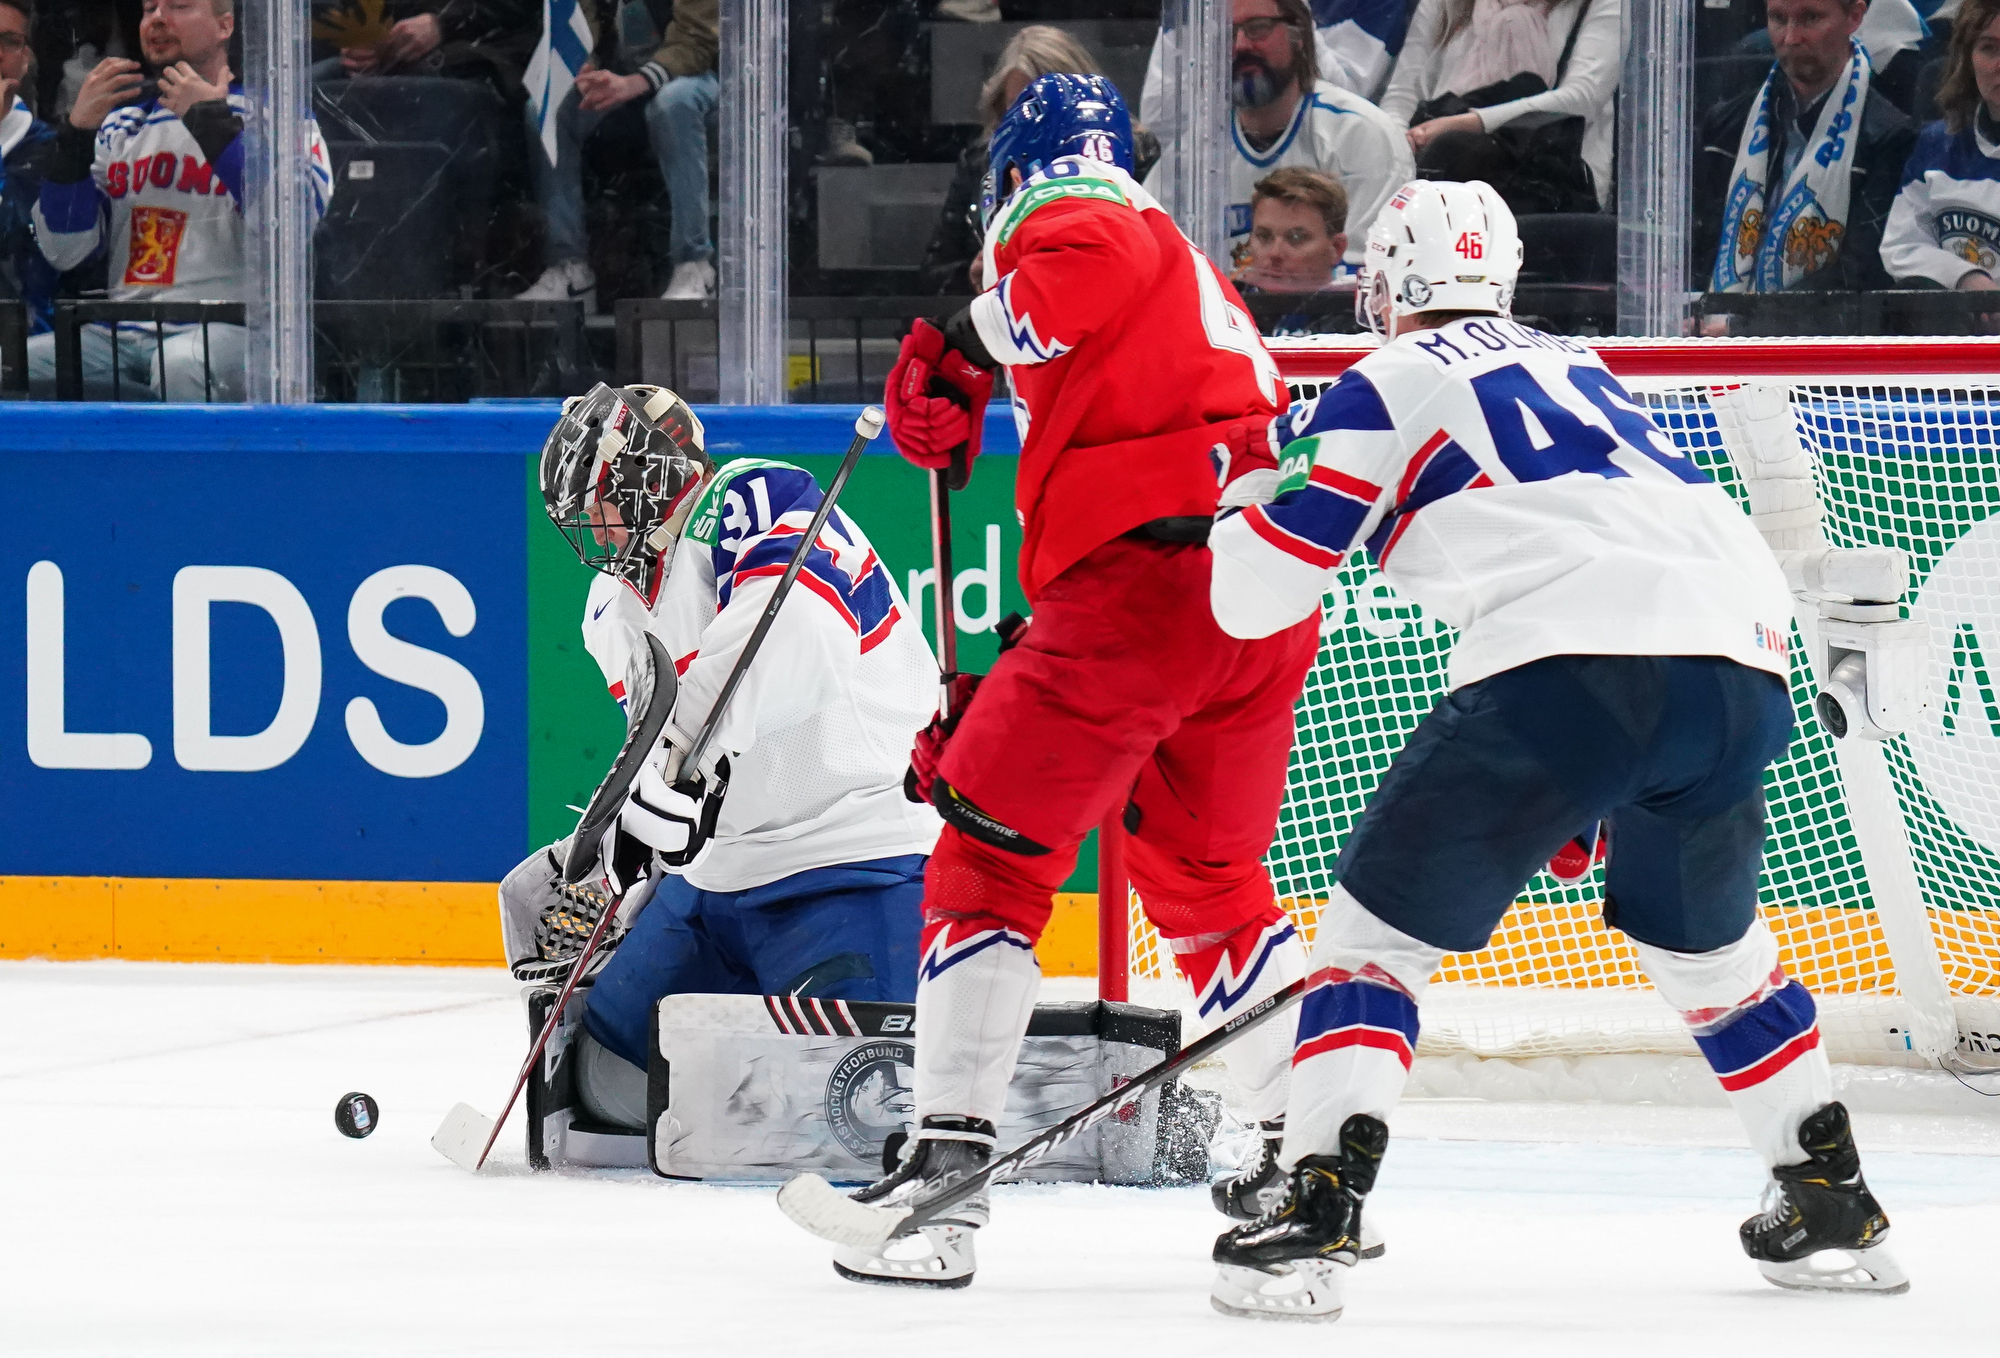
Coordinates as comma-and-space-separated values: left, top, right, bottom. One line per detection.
1232, 87, 1310, 169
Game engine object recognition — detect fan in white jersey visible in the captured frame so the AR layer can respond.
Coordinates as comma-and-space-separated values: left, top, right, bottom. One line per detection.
497, 384, 942, 1129
26, 0, 332, 399
1145, 0, 1412, 268
1203, 180, 1905, 1321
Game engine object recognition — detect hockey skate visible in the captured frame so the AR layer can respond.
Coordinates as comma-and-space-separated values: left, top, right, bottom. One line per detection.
1740, 1102, 1907, 1294
1209, 1114, 1387, 1322
830, 1121, 991, 1289
1212, 1118, 1387, 1258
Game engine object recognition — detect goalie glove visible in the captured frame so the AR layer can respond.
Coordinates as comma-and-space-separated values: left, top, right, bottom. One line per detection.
1213, 418, 1282, 511
885, 316, 994, 483
621, 754, 730, 868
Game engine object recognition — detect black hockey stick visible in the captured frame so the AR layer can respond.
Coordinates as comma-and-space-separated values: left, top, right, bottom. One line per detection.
433, 634, 678, 1172
777, 973, 1312, 1251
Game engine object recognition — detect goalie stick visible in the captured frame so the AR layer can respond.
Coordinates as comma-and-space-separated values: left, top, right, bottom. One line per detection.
776, 973, 1311, 1251
434, 406, 887, 1173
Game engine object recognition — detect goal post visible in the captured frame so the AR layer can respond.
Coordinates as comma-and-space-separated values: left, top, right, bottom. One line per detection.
1098, 337, 2000, 1079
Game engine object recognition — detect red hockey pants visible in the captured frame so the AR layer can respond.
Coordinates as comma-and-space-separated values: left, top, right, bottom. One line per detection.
928, 534, 1320, 949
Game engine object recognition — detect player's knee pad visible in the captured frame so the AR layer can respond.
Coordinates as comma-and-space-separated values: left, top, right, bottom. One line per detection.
575, 1029, 648, 1131
932, 777, 1056, 858
1307, 884, 1447, 999
1125, 840, 1280, 939
920, 825, 1067, 944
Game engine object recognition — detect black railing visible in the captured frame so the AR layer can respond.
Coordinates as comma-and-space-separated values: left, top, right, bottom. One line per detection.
52, 300, 245, 402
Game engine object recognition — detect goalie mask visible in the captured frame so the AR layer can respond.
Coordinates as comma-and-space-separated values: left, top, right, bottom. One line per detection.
1357, 179, 1522, 335
541, 384, 711, 597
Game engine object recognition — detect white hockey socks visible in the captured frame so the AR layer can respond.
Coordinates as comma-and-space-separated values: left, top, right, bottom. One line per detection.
1279, 886, 1444, 1172
1634, 919, 1833, 1169
1171, 915, 1308, 1123
913, 919, 1043, 1128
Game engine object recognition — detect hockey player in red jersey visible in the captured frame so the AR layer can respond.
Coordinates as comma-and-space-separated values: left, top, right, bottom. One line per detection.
796, 74, 1320, 1287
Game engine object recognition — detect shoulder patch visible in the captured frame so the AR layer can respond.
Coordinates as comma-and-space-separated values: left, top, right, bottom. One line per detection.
995, 174, 1131, 248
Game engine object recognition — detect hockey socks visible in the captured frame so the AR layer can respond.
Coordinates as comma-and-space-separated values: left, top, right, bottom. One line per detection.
1278, 887, 1442, 1172
1634, 922, 1834, 1170
1171, 911, 1308, 1124
912, 917, 1041, 1127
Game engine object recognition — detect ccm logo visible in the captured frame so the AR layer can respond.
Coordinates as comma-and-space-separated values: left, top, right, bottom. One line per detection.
880, 1014, 913, 1033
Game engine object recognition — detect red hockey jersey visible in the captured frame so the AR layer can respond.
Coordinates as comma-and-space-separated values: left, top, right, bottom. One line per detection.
969, 160, 1286, 600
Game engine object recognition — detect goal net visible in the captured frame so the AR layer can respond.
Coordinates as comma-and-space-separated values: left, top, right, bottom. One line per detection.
1117, 338, 2000, 1078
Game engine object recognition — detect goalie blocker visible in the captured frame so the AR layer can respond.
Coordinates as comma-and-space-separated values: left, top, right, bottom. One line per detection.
521, 985, 1216, 1185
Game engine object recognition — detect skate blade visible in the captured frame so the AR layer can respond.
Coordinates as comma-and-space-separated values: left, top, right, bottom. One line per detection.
832, 1223, 976, 1289
431, 1102, 496, 1173
1210, 1261, 1347, 1322
777, 1172, 910, 1251
1757, 1244, 1909, 1295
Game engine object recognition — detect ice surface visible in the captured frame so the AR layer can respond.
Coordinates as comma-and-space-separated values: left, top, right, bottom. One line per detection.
6, 960, 1998, 1357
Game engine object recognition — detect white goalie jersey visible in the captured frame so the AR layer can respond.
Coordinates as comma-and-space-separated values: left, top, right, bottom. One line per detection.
1210, 317, 1796, 689
584, 458, 943, 892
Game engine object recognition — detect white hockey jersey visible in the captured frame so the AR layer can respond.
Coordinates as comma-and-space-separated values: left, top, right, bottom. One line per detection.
1209, 318, 1796, 691
33, 87, 332, 304
581, 458, 943, 894
1880, 117, 2000, 288
1146, 79, 1413, 268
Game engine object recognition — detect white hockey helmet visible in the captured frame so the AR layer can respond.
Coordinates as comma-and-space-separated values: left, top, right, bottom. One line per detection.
1357, 179, 1522, 335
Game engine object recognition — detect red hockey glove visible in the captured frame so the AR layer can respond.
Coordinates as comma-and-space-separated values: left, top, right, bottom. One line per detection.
1215, 418, 1282, 509
885, 318, 994, 478
1547, 822, 1606, 886
903, 614, 1028, 803
906, 672, 984, 804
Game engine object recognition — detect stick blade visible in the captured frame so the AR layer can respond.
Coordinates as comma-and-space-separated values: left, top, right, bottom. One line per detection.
776, 1173, 908, 1251
432, 1102, 496, 1172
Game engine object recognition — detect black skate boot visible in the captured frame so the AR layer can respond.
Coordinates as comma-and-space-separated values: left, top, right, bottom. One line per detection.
1209, 1113, 1388, 1321
1213, 1118, 1387, 1258
1213, 1119, 1288, 1220
1740, 1102, 1907, 1294
831, 1117, 991, 1289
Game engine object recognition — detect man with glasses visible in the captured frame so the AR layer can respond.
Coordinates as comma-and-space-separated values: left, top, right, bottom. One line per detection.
1147, 0, 1410, 272
27, 0, 332, 399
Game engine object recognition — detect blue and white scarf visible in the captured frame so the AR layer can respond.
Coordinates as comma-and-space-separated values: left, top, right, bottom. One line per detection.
1712, 40, 1870, 293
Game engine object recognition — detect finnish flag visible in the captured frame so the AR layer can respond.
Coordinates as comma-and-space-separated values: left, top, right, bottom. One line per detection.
526, 0, 594, 165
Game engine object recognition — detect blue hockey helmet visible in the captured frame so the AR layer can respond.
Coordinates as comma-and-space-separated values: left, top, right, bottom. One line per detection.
980, 73, 1136, 227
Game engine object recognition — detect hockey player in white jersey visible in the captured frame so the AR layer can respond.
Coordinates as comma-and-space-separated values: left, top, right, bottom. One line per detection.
27, 0, 331, 400
499, 384, 942, 1127
1203, 180, 1905, 1320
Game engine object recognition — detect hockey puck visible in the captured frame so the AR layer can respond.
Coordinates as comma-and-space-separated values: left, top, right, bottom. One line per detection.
334, 1091, 380, 1139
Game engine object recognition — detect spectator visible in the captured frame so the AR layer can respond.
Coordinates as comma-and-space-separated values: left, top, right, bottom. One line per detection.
1696, 0, 1915, 294
1236, 165, 1348, 291
311, 0, 540, 100
515, 0, 717, 307
1881, 0, 2000, 288
1149, 0, 1412, 269
1, 0, 62, 332
919, 24, 1104, 295
28, 0, 333, 399
1312, 0, 1414, 101
1381, 0, 1621, 213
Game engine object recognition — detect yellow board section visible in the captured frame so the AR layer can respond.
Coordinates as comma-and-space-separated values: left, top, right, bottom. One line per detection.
0, 877, 506, 966
0, 878, 1111, 974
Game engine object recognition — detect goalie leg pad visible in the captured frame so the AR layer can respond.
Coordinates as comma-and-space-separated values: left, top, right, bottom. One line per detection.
575, 1030, 648, 1131
1635, 921, 1834, 1171
1280, 886, 1442, 1172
